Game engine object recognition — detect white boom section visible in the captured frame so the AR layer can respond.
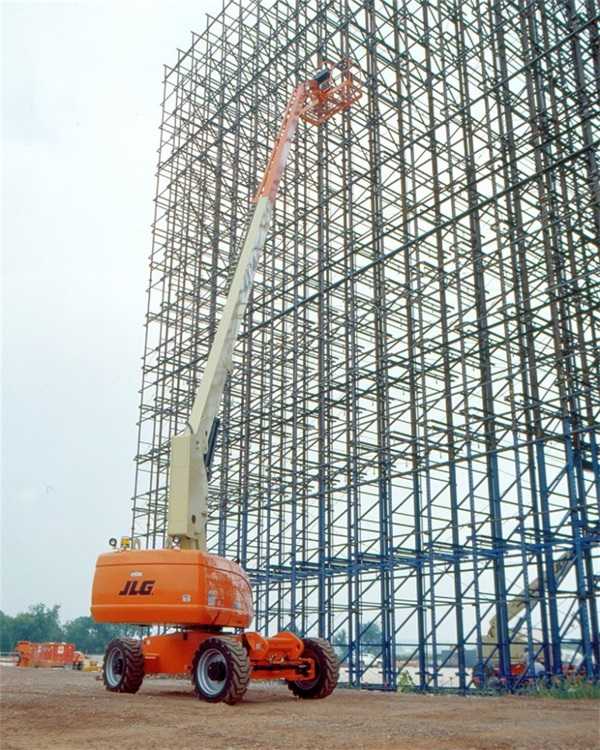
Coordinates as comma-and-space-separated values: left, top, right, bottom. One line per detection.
483, 550, 573, 660
167, 196, 273, 549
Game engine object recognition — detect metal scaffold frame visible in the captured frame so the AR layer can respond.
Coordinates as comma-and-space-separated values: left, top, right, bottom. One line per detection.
131, 0, 600, 690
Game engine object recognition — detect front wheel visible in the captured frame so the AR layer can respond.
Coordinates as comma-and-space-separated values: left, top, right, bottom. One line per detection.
102, 638, 144, 693
286, 637, 339, 699
192, 637, 250, 705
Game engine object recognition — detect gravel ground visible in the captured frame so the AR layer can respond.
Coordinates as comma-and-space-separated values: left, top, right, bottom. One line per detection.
1, 664, 598, 750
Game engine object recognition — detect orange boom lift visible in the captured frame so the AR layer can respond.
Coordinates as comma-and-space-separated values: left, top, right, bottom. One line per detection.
16, 641, 82, 669
91, 62, 361, 705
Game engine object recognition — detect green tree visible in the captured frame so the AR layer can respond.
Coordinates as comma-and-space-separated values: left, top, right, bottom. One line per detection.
0, 605, 143, 654
329, 623, 383, 661
62, 617, 141, 654
332, 628, 348, 662
0, 611, 16, 652
7, 604, 63, 647
361, 620, 382, 655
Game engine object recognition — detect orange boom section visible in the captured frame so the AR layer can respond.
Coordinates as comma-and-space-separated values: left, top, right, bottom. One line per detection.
91, 548, 253, 628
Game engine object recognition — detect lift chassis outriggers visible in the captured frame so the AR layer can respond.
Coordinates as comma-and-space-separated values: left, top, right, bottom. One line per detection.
91, 62, 362, 704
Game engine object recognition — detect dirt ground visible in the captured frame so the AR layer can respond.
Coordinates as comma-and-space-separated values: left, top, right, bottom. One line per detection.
1, 665, 598, 750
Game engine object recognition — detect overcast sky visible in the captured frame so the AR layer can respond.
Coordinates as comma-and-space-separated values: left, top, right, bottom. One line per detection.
1, 0, 223, 621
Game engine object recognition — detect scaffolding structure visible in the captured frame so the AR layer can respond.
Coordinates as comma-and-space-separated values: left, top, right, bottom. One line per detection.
131, 0, 600, 690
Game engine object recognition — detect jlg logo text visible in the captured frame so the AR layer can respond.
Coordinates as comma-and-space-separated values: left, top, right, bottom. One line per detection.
118, 580, 155, 596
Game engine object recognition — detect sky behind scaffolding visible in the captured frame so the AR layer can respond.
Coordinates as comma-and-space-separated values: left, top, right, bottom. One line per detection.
1, 0, 221, 620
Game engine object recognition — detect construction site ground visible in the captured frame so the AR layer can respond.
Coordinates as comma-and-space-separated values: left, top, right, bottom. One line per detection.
1, 664, 598, 750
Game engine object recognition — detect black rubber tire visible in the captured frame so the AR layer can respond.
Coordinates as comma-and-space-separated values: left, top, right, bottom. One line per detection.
286, 637, 339, 699
102, 638, 144, 694
191, 637, 250, 705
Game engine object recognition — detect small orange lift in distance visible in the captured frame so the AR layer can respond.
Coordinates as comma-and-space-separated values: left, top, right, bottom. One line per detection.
91, 62, 362, 705
15, 641, 83, 669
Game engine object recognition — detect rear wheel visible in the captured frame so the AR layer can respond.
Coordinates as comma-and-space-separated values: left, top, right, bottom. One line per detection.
192, 637, 250, 705
103, 638, 144, 693
286, 638, 339, 699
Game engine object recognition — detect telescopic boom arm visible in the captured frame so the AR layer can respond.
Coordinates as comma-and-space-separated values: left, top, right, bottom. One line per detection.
483, 550, 574, 660
167, 63, 361, 550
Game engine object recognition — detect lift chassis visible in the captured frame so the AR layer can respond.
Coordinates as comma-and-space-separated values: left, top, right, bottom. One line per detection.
104, 630, 338, 704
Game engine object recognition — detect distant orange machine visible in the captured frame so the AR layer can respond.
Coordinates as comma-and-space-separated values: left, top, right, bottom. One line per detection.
16, 641, 78, 669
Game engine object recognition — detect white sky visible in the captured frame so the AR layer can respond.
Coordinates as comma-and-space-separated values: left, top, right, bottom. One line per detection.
1, 0, 222, 621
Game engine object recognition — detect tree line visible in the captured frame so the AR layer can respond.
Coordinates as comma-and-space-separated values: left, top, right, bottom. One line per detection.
0, 604, 140, 655
0, 606, 411, 662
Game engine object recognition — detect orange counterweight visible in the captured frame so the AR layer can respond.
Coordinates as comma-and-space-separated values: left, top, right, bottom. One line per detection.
91, 548, 253, 628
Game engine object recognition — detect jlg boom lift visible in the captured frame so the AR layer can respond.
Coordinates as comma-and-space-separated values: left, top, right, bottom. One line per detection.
91, 62, 361, 704
474, 550, 576, 688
